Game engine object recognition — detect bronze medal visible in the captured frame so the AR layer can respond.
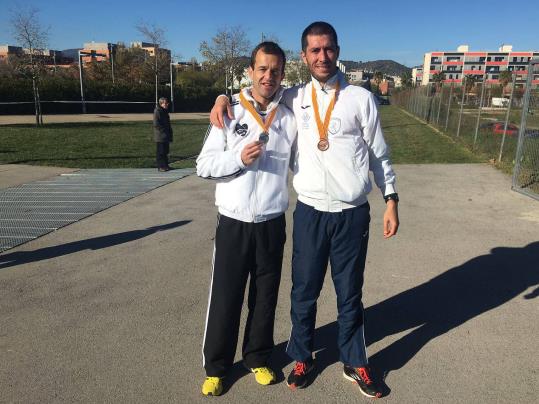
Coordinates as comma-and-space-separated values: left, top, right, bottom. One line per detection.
317, 138, 329, 151
312, 82, 340, 152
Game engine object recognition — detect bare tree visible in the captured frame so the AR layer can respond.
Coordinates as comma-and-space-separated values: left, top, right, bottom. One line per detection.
136, 22, 169, 105
10, 7, 49, 125
285, 49, 311, 86
199, 26, 251, 95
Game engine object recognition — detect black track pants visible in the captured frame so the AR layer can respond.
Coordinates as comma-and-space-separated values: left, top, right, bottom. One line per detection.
202, 214, 286, 377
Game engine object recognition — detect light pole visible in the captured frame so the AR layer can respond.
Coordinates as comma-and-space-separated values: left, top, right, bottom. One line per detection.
78, 50, 107, 114
170, 61, 174, 113
109, 43, 115, 84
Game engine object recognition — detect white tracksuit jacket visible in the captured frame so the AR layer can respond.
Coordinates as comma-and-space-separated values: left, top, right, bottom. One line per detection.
196, 87, 297, 223
283, 71, 396, 212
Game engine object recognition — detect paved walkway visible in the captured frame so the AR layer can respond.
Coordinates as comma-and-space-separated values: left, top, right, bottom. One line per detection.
0, 112, 209, 125
0, 164, 538, 403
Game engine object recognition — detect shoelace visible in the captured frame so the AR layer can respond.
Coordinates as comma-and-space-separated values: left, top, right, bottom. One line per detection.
358, 367, 373, 384
294, 362, 307, 375
206, 376, 220, 385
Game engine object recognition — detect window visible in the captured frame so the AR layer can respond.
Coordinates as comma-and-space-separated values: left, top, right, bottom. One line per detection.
449, 74, 453, 79
487, 57, 491, 61
430, 65, 435, 70
513, 57, 518, 62
479, 57, 485, 62
492, 75, 499, 80
495, 56, 504, 62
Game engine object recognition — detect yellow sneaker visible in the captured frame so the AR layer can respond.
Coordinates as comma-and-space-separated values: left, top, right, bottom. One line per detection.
201, 376, 223, 396
250, 367, 276, 385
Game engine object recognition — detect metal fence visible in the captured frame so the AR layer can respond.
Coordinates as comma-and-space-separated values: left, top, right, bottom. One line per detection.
512, 61, 539, 200
392, 61, 539, 200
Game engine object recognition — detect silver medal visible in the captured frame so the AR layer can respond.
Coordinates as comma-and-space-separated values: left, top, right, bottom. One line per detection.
259, 132, 269, 144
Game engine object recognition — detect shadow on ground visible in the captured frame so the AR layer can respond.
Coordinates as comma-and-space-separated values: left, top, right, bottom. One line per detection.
225, 242, 539, 395
0, 220, 190, 269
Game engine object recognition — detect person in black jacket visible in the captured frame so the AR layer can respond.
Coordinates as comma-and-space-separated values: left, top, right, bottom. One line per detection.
153, 97, 173, 171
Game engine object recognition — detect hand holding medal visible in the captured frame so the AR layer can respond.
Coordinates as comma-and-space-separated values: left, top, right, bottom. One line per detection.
312, 82, 340, 151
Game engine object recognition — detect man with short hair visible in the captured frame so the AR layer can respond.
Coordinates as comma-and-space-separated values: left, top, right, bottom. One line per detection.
153, 97, 173, 172
210, 22, 399, 398
197, 41, 296, 396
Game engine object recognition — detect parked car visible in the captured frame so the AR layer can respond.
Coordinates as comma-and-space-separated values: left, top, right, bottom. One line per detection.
479, 121, 518, 136
525, 128, 539, 138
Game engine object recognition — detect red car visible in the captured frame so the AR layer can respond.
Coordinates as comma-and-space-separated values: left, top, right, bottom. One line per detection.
480, 122, 518, 136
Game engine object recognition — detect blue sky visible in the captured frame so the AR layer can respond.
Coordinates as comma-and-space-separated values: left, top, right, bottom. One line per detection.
1, 0, 537, 67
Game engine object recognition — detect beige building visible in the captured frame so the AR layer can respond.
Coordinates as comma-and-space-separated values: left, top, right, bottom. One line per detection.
131, 41, 171, 60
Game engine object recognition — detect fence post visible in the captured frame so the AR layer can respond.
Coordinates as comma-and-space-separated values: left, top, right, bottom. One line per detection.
498, 73, 518, 162
436, 85, 443, 126
473, 76, 487, 147
445, 83, 454, 132
456, 76, 467, 137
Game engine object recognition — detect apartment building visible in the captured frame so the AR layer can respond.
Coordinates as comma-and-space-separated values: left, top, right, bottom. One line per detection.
81, 42, 116, 62
422, 45, 539, 86
0, 45, 72, 66
412, 66, 423, 85
131, 42, 171, 60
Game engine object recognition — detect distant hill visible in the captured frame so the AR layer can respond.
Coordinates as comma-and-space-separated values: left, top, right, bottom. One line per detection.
340, 60, 411, 77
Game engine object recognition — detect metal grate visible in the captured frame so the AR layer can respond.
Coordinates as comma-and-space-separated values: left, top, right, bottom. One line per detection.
0, 168, 194, 253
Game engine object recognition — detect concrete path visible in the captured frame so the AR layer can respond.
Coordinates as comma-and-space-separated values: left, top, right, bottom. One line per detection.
0, 164, 538, 403
0, 112, 209, 125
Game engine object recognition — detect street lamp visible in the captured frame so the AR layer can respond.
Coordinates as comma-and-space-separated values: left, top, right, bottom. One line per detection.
170, 61, 174, 113
78, 50, 107, 113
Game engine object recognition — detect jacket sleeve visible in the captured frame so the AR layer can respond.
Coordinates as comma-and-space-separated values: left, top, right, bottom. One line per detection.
360, 92, 397, 196
153, 108, 161, 129
196, 124, 246, 180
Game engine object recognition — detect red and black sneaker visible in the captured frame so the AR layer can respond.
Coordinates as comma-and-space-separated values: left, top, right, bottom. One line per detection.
286, 359, 315, 390
343, 365, 382, 398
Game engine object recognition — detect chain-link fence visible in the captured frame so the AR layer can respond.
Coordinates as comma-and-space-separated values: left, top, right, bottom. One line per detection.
512, 61, 539, 200
392, 62, 539, 200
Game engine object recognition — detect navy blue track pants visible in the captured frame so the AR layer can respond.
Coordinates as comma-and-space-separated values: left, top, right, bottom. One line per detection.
286, 200, 370, 367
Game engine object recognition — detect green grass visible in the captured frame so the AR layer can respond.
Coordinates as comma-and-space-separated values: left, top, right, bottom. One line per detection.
0, 120, 209, 168
0, 106, 480, 168
379, 106, 481, 164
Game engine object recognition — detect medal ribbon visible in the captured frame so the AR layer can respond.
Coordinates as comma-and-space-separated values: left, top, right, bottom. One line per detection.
311, 81, 340, 142
239, 91, 278, 136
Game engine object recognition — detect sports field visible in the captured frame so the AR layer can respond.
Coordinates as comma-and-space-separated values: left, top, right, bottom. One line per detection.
0, 106, 480, 168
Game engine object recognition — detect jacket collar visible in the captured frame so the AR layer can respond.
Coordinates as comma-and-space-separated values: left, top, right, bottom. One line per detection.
240, 86, 285, 114
311, 70, 344, 92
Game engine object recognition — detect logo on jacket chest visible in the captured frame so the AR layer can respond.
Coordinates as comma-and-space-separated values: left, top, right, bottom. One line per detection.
328, 117, 341, 134
302, 111, 310, 129
235, 122, 248, 136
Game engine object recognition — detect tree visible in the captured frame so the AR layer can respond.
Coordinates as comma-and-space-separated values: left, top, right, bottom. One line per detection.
432, 71, 445, 90
10, 7, 48, 125
399, 71, 412, 89
284, 50, 311, 86
498, 70, 513, 91
199, 26, 251, 95
136, 22, 169, 105
373, 71, 384, 87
